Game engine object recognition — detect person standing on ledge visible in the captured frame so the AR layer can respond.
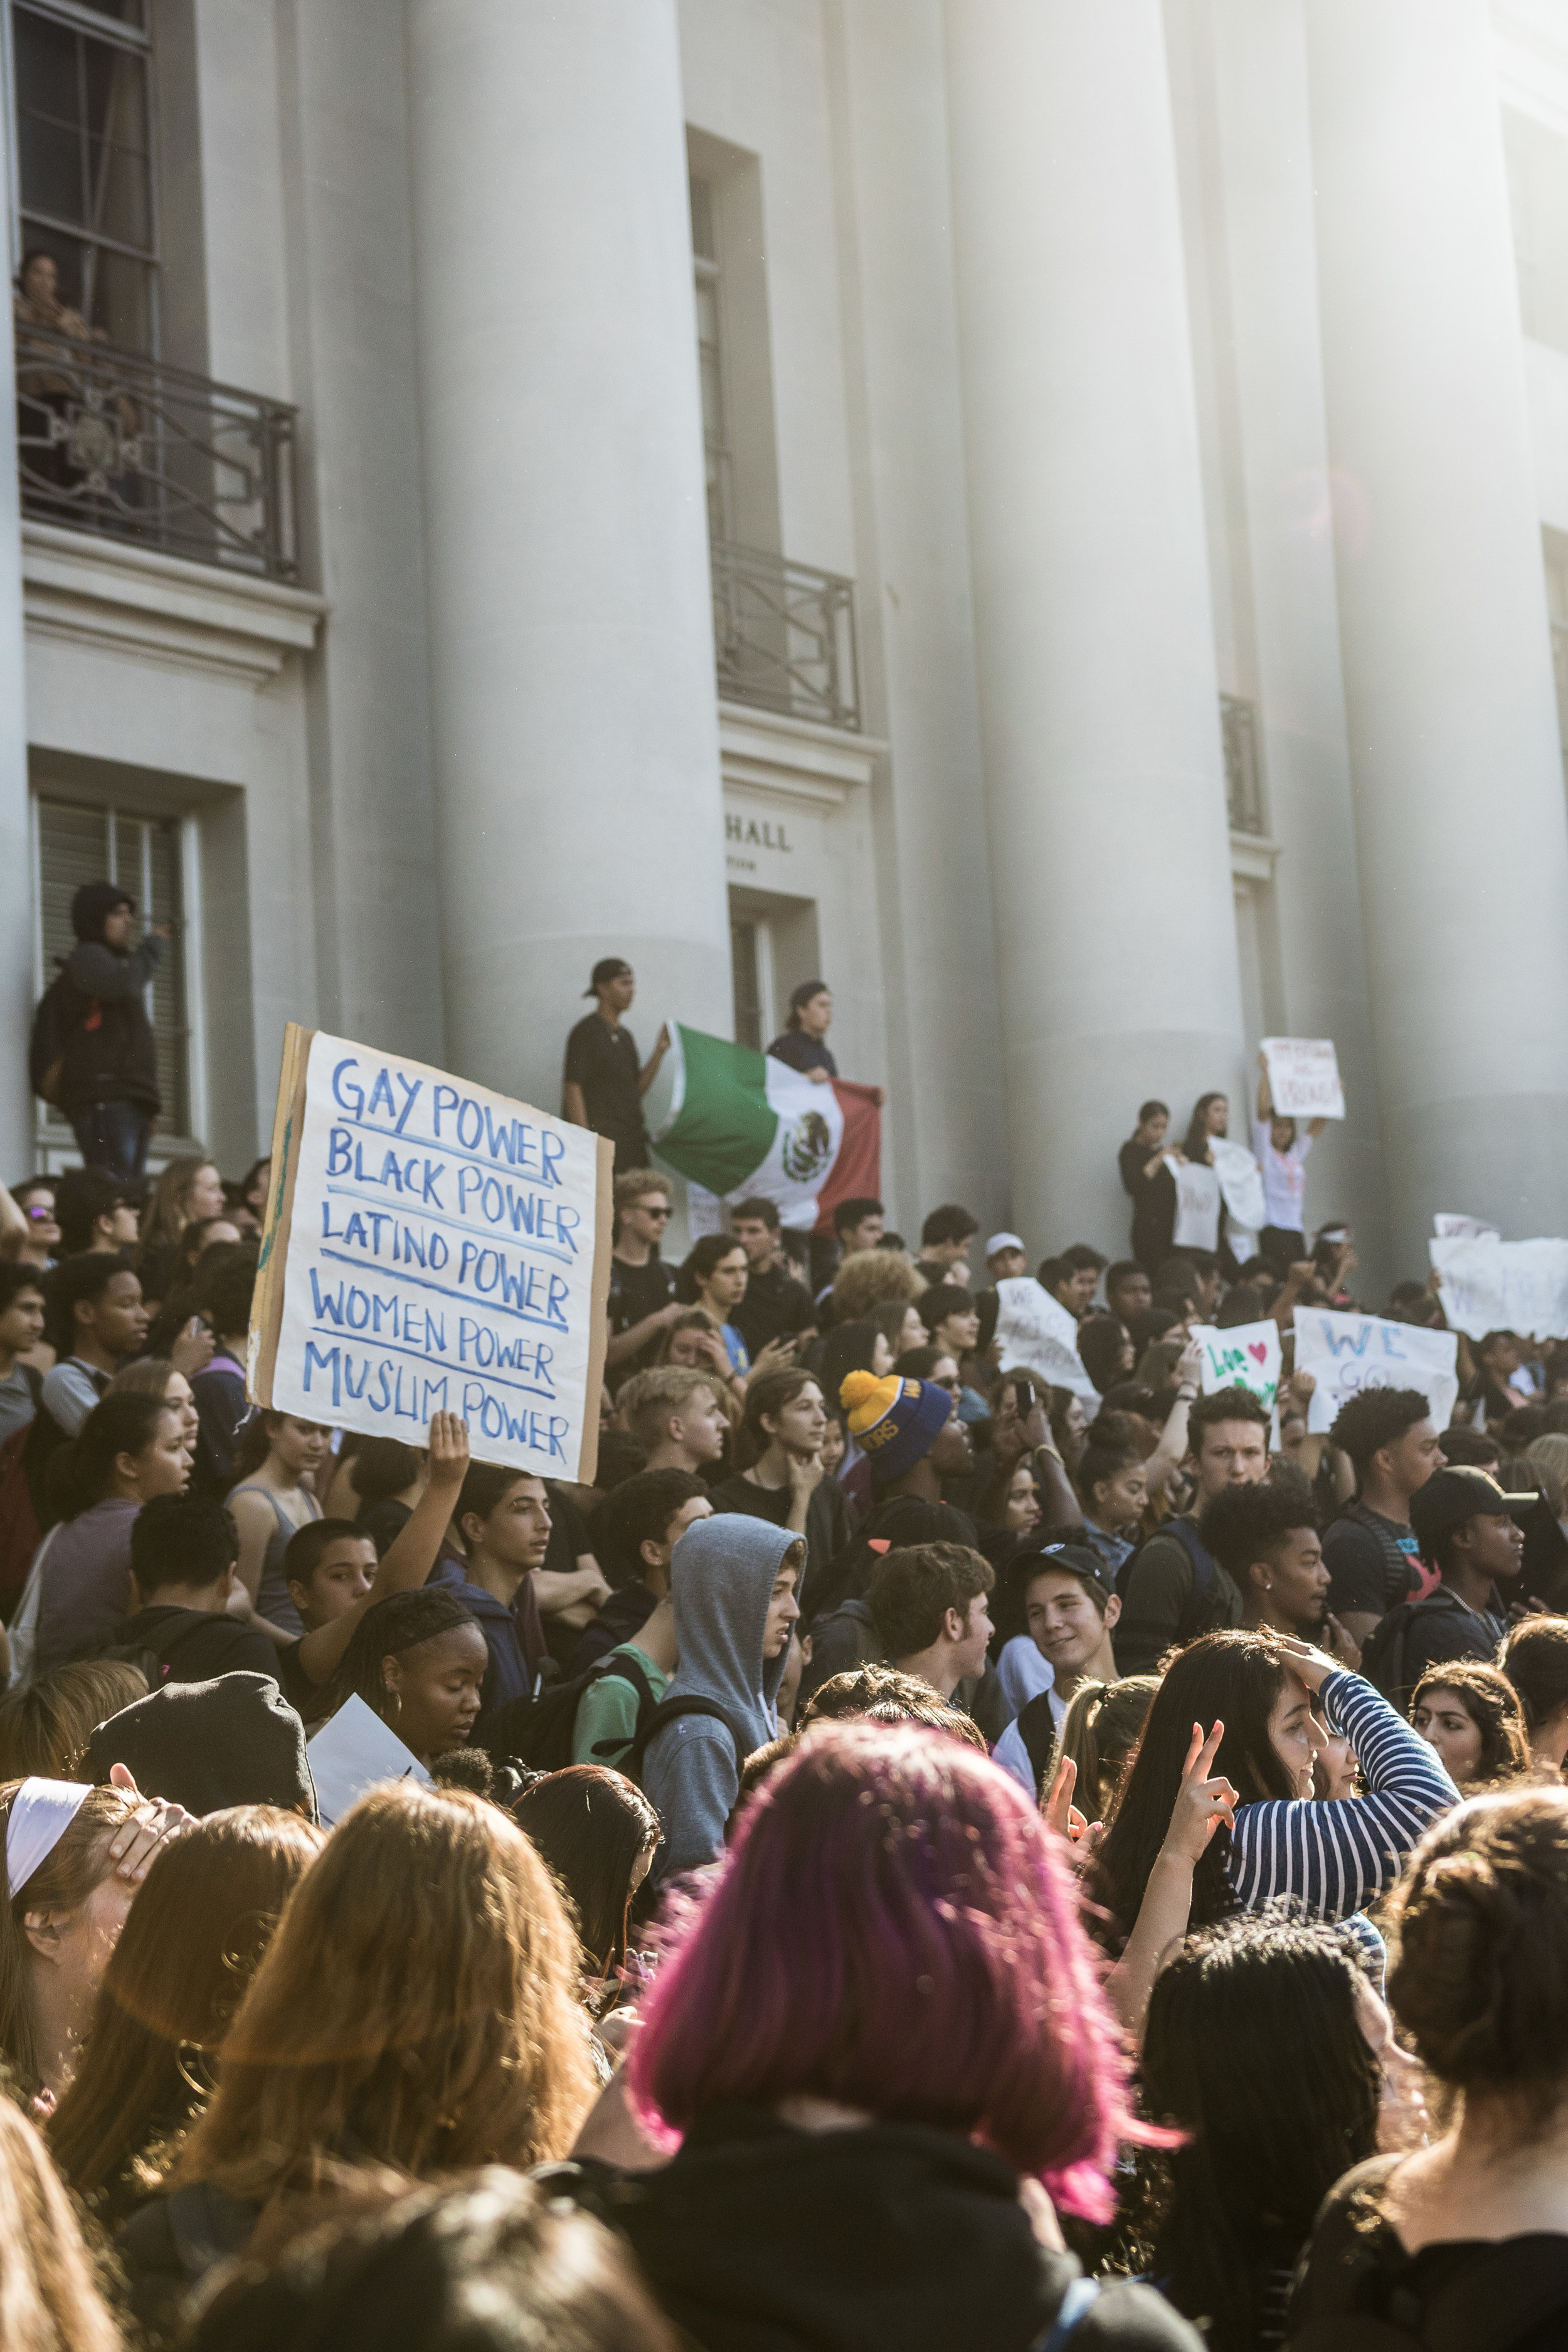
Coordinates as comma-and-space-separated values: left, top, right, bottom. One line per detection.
766, 978, 886, 1106
561, 957, 669, 1173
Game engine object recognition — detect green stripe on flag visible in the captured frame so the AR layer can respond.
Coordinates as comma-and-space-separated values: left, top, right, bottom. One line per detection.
654, 1026, 779, 1197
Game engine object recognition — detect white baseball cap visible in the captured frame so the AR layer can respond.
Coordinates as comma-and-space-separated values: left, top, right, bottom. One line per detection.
985, 1232, 1026, 1258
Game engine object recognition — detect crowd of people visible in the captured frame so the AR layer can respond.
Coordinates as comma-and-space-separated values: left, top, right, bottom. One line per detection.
0, 897, 1566, 2347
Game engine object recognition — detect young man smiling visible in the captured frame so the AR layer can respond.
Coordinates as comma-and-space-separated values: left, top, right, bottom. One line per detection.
991, 1543, 1121, 1797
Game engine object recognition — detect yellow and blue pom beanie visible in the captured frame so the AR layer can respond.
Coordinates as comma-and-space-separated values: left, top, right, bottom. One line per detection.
839, 1369, 955, 1483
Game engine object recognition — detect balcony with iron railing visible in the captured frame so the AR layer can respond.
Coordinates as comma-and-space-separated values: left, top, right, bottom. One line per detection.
14, 326, 298, 583
711, 538, 861, 733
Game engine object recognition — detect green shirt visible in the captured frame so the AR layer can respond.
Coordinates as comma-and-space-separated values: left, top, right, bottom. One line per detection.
573, 1644, 670, 1767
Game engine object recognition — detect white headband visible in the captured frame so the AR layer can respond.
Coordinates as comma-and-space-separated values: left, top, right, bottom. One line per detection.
6, 1778, 91, 1900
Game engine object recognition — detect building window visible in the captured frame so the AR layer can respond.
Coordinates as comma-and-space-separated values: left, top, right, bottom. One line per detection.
33, 792, 196, 1143
691, 173, 731, 546
10, 0, 158, 352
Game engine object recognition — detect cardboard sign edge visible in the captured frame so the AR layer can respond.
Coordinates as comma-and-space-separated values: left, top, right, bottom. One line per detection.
576, 1133, 614, 1483
248, 1020, 314, 1407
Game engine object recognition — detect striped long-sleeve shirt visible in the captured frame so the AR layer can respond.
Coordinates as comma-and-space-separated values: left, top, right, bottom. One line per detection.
1226, 1668, 1459, 1924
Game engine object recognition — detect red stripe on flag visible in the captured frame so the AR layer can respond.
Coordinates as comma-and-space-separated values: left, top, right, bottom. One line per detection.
815, 1081, 882, 1235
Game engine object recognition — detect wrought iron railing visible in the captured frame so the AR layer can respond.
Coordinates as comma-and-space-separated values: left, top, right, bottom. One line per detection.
711, 538, 861, 732
1221, 692, 1264, 834
14, 326, 299, 582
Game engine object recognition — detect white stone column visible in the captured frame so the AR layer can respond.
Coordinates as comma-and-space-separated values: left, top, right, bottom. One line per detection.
406, 0, 729, 1110
943, 0, 1246, 1256
1194, 0, 1393, 1283
0, 245, 33, 1175
1306, 0, 1568, 1262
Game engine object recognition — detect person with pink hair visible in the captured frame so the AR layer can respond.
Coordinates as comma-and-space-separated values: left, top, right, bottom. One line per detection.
606, 1720, 1197, 2351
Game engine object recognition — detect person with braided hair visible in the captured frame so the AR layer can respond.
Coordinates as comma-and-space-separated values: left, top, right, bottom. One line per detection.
326, 1589, 487, 1770
1289, 1788, 1568, 2344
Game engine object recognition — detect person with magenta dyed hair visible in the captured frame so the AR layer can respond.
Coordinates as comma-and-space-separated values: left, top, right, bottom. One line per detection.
613, 1720, 1199, 2351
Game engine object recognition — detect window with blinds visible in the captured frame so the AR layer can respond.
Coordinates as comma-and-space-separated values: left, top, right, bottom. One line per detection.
33, 793, 191, 1138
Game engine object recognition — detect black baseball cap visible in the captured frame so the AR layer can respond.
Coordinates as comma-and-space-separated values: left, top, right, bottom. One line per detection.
586, 957, 633, 995
1016, 1540, 1118, 1606
1409, 1466, 1537, 1548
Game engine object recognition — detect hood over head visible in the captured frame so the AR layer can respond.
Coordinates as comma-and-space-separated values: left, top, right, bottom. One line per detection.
667, 1512, 798, 1753
71, 880, 134, 944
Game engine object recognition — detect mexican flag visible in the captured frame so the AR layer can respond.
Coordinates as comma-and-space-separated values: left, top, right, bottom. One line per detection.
650, 1024, 881, 1234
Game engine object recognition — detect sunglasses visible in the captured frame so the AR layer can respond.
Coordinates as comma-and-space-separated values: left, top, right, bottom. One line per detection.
23, 1205, 54, 1222
638, 1204, 672, 1220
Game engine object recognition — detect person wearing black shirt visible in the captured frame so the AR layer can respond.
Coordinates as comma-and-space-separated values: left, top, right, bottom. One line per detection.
1118, 1098, 1177, 1271
1321, 1387, 1448, 1648
561, 957, 669, 1172
729, 1195, 817, 1359
766, 978, 839, 1081
114, 1494, 277, 1684
604, 1170, 682, 1385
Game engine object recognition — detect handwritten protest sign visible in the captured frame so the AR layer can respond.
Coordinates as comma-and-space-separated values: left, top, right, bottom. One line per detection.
1434, 1214, 1500, 1244
1261, 1037, 1345, 1120
994, 1276, 1098, 1403
250, 1025, 613, 1476
1192, 1320, 1281, 1416
1431, 1236, 1568, 1342
1294, 1308, 1457, 1436
1212, 1138, 1266, 1253
1166, 1155, 1222, 1250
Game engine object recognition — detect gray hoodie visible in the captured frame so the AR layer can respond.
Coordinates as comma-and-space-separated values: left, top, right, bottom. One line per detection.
643, 1513, 796, 1882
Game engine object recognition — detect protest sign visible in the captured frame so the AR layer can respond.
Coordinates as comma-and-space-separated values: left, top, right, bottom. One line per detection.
1211, 1137, 1266, 1254
1434, 1214, 1500, 1244
1430, 1236, 1568, 1342
994, 1275, 1099, 1403
1293, 1308, 1458, 1436
1166, 1155, 1222, 1251
1192, 1319, 1281, 1416
305, 1692, 432, 1828
1261, 1037, 1345, 1120
250, 1025, 613, 1476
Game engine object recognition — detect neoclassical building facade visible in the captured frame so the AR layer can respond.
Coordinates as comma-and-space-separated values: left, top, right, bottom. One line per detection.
1, 0, 1566, 1294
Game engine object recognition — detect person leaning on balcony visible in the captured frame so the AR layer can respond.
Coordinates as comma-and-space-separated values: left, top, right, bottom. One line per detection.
46, 884, 169, 1186
13, 250, 92, 399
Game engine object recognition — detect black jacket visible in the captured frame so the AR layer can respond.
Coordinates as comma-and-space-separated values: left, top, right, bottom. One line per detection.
55, 936, 164, 1113
575, 2104, 1200, 2352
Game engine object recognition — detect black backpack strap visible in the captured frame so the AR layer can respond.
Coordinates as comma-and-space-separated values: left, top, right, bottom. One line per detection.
1164, 1515, 1216, 1601
628, 1693, 752, 1784
587, 1651, 658, 1760
1015, 1693, 1059, 1794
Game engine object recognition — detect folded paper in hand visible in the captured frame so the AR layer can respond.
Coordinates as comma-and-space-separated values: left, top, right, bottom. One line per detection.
305, 1692, 433, 1828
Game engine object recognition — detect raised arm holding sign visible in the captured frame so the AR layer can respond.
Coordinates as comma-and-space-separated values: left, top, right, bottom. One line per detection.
250, 1025, 613, 1476
1261, 1037, 1345, 1121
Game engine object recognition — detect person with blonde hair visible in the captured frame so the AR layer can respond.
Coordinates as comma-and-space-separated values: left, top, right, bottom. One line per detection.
829, 1247, 925, 1327
617, 1367, 728, 1476
120, 1783, 596, 2295
0, 2095, 121, 2351
0, 1660, 148, 1781
135, 1153, 225, 1275
48, 1805, 323, 2228
0, 1775, 188, 2099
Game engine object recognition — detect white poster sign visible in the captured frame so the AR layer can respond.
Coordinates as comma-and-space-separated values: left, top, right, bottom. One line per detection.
1192, 1319, 1281, 1416
306, 1693, 433, 1828
1433, 1213, 1502, 1245
994, 1276, 1099, 1404
252, 1024, 613, 1476
1166, 1155, 1222, 1250
1431, 1236, 1568, 1342
1211, 1136, 1266, 1251
1294, 1307, 1458, 1436
1261, 1036, 1345, 1120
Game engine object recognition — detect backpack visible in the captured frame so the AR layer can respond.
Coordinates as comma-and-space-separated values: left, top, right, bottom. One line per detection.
477, 1650, 659, 1771
1358, 1587, 1476, 1712
0, 1366, 45, 1620
1115, 1516, 1217, 1640
28, 970, 87, 1110
623, 1693, 754, 1790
